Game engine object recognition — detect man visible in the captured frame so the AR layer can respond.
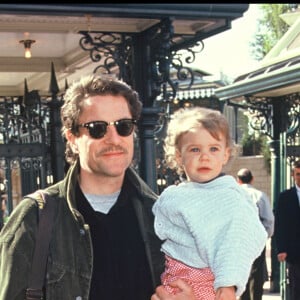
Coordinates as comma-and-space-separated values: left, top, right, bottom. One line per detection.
275, 159, 300, 300
237, 168, 274, 300
0, 75, 195, 300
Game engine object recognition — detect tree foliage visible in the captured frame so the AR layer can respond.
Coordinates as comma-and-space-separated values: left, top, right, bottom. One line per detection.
250, 4, 297, 61
241, 128, 271, 173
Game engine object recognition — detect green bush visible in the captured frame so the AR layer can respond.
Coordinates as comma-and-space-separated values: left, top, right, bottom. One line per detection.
241, 132, 271, 173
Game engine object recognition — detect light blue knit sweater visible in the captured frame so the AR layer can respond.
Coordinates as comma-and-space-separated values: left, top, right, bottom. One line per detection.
152, 175, 267, 296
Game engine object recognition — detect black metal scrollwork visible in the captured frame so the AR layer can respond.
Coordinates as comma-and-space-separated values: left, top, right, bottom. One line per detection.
79, 31, 133, 83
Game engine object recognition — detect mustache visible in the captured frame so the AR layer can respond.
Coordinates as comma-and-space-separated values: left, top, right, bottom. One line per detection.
98, 145, 128, 155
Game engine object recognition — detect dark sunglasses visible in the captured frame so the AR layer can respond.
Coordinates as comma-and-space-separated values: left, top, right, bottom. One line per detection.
77, 118, 137, 139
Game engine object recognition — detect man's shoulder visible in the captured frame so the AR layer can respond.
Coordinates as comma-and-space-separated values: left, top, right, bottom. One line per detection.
242, 184, 271, 205
25, 189, 60, 210
280, 186, 295, 196
242, 184, 262, 196
126, 167, 158, 200
25, 190, 47, 209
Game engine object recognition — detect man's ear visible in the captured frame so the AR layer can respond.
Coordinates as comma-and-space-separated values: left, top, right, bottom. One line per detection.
65, 129, 79, 153
65, 129, 74, 143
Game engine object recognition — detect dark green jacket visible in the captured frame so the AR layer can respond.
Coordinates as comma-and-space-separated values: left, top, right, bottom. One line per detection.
0, 160, 164, 300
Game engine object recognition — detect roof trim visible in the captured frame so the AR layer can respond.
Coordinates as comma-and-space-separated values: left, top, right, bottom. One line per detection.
0, 4, 249, 19
215, 10, 300, 101
215, 59, 300, 100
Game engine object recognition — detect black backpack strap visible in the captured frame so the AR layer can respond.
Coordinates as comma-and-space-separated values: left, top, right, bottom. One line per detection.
26, 191, 57, 300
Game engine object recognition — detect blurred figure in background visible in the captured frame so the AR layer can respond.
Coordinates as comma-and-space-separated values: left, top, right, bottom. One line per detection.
275, 159, 300, 300
237, 168, 274, 300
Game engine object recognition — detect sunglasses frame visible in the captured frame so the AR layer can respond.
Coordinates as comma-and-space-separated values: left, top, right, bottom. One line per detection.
77, 118, 137, 139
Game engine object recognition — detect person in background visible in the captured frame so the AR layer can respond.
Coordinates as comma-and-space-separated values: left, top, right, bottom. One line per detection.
152, 107, 267, 300
275, 159, 300, 300
0, 75, 196, 300
237, 168, 274, 300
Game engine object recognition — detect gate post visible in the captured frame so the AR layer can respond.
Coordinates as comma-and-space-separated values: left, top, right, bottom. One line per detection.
48, 63, 65, 182
269, 138, 281, 293
138, 107, 162, 193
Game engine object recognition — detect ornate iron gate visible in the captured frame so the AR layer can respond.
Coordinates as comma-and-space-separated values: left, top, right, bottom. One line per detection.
0, 71, 65, 215
279, 98, 300, 300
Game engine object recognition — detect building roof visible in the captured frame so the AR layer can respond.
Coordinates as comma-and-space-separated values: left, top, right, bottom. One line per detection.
215, 8, 300, 101
0, 4, 249, 95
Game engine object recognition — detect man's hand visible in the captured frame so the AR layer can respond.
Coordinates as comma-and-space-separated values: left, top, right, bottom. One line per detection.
215, 286, 236, 300
151, 279, 196, 300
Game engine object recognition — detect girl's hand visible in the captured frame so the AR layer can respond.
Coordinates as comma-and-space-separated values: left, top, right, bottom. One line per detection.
151, 279, 196, 300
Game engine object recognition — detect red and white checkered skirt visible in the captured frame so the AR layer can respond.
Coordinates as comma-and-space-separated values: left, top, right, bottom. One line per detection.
161, 255, 215, 300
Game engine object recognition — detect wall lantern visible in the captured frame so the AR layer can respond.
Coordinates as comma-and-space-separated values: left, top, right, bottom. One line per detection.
19, 39, 36, 59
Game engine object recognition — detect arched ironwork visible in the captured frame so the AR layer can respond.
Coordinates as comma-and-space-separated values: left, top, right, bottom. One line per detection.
78, 18, 207, 191
79, 18, 204, 106
79, 31, 133, 83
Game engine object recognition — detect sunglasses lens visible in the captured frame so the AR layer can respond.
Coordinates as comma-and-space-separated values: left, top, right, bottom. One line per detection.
80, 119, 135, 139
116, 120, 135, 136
88, 122, 107, 139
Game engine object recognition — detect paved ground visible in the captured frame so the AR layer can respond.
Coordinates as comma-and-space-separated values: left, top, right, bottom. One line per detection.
263, 291, 281, 299
263, 282, 281, 300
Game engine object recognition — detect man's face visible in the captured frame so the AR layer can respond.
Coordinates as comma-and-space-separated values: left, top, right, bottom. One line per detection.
68, 95, 135, 179
293, 167, 300, 187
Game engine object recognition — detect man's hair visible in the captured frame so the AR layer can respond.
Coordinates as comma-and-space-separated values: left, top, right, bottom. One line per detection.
293, 159, 300, 169
61, 75, 142, 164
237, 168, 253, 184
164, 106, 236, 176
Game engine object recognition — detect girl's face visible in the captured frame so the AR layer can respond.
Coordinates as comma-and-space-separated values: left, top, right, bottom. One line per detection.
176, 125, 230, 183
